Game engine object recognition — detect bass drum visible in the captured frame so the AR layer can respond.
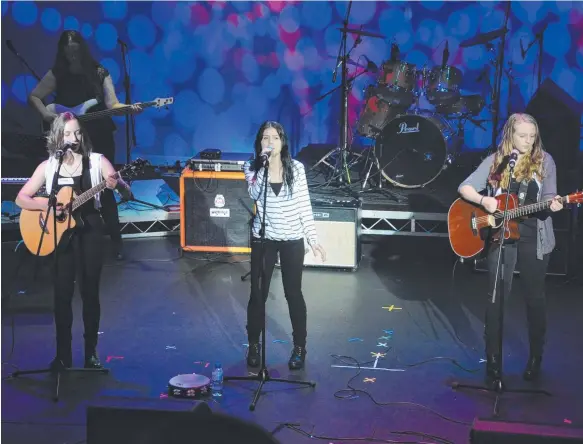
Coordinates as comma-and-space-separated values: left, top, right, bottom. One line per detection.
377, 112, 457, 188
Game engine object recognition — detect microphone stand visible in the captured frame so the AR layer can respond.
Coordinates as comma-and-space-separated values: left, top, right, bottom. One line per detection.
119, 40, 136, 165
224, 159, 315, 411
451, 158, 551, 417
7, 152, 109, 402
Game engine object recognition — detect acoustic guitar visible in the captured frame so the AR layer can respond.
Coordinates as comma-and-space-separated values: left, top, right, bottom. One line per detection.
19, 159, 146, 256
448, 191, 583, 259
45, 96, 173, 122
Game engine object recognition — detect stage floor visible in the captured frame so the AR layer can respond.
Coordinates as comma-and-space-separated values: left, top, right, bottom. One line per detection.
2, 236, 583, 444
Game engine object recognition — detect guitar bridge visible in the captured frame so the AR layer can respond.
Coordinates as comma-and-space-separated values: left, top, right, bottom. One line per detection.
471, 212, 477, 236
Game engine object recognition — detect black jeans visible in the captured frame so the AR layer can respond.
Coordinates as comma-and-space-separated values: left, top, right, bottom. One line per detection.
485, 238, 550, 356
247, 238, 307, 347
54, 215, 104, 360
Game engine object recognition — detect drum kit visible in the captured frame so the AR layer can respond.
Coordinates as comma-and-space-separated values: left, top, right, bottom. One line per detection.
356, 40, 486, 190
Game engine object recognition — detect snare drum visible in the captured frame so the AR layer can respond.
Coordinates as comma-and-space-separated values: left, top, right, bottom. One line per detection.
426, 65, 462, 107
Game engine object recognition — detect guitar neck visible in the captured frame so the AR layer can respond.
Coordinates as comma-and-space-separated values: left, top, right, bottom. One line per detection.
505, 195, 567, 219
78, 102, 153, 122
71, 171, 121, 210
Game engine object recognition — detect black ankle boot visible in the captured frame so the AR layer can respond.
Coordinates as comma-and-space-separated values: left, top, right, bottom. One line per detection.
85, 351, 103, 369
486, 354, 501, 380
288, 346, 306, 370
247, 343, 261, 368
523, 355, 542, 381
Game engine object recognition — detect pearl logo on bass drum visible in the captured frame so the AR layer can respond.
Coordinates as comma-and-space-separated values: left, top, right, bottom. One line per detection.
214, 194, 225, 208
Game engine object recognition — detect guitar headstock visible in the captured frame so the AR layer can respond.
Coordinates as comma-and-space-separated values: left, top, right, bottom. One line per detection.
567, 190, 583, 205
152, 97, 174, 108
120, 158, 149, 180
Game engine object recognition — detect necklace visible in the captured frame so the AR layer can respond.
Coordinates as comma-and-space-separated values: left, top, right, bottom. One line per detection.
62, 158, 82, 177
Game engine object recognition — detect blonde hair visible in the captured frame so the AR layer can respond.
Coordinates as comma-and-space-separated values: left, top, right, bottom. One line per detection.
488, 113, 545, 189
46, 112, 93, 158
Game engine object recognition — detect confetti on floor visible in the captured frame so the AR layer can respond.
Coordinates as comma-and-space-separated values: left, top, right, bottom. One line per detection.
348, 337, 364, 342
363, 377, 376, 383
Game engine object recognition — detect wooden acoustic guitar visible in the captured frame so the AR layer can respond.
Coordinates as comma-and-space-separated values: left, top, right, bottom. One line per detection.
448, 191, 583, 259
19, 159, 146, 256
45, 96, 173, 122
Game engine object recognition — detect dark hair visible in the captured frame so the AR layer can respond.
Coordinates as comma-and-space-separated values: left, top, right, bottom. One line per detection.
252, 121, 295, 193
52, 30, 103, 102
46, 112, 93, 158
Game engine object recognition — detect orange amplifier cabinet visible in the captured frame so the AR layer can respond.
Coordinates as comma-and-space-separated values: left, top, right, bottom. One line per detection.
180, 169, 254, 253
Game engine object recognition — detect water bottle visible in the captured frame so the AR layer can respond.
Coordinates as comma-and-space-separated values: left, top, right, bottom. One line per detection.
211, 362, 223, 399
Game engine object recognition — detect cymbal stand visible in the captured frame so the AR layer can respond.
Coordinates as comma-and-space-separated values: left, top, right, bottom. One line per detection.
489, 1, 511, 152
312, 1, 357, 185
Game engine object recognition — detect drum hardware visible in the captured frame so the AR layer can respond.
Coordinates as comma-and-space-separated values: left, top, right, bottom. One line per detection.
313, 3, 384, 186
375, 111, 459, 189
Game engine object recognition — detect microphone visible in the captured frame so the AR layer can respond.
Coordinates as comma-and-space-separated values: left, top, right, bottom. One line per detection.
117, 38, 128, 47
442, 41, 449, 69
259, 146, 273, 163
55, 141, 79, 158
362, 55, 379, 73
6, 40, 18, 56
520, 38, 526, 60
508, 149, 519, 169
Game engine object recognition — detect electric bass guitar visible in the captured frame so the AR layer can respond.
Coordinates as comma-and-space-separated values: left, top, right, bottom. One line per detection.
46, 97, 173, 122
19, 159, 147, 256
448, 191, 583, 259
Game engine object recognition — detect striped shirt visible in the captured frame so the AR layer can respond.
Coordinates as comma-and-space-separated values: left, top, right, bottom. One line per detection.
244, 159, 318, 245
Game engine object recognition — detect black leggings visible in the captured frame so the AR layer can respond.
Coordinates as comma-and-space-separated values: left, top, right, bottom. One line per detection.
485, 238, 550, 356
100, 188, 121, 244
54, 215, 104, 360
247, 238, 307, 347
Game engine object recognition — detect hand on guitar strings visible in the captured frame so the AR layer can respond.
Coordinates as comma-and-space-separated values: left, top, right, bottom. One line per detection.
549, 195, 563, 212
130, 103, 144, 114
106, 174, 118, 190
481, 196, 498, 214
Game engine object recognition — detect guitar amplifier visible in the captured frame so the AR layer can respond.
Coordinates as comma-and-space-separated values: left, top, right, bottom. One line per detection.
180, 169, 254, 253
301, 196, 362, 270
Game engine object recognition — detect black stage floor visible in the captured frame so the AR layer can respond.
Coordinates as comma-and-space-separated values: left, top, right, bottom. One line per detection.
2, 236, 583, 444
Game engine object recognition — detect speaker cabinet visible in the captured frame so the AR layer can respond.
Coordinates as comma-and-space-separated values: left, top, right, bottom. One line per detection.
180, 169, 254, 253
470, 418, 583, 443
303, 198, 361, 270
525, 79, 583, 194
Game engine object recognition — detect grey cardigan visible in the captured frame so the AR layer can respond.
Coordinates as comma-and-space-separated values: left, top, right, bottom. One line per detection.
459, 152, 557, 260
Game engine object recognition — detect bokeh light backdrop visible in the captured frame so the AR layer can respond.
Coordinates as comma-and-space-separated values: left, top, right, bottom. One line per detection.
2, 1, 583, 164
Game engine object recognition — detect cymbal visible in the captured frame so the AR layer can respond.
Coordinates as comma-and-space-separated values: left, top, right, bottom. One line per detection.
460, 28, 506, 47
337, 27, 385, 39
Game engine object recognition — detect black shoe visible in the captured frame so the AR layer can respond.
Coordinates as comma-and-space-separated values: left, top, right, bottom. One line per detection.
246, 343, 261, 368
523, 355, 542, 381
486, 354, 501, 380
85, 353, 103, 369
49, 357, 72, 372
288, 346, 306, 370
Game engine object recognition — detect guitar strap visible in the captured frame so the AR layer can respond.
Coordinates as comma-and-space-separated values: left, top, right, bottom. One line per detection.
517, 180, 529, 206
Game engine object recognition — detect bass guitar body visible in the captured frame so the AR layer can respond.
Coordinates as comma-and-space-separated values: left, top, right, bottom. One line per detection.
46, 99, 99, 117
448, 193, 520, 259
20, 186, 82, 256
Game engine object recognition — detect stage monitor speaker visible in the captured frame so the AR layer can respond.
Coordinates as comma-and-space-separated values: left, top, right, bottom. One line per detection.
180, 169, 254, 253
470, 417, 583, 443
302, 197, 361, 270
87, 401, 280, 444
525, 79, 583, 194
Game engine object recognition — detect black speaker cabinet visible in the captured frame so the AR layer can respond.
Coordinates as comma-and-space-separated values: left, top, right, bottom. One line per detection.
525, 79, 583, 194
86, 401, 280, 444
470, 418, 583, 443
180, 169, 254, 253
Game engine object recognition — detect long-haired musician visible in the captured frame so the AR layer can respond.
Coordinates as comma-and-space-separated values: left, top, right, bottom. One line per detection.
458, 113, 563, 382
243, 121, 326, 370
16, 112, 132, 370
27, 30, 142, 259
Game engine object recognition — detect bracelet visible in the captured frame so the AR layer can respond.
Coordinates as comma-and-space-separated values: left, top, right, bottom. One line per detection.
479, 196, 484, 206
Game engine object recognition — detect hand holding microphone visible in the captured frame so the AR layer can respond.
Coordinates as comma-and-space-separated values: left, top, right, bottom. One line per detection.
259, 145, 273, 164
